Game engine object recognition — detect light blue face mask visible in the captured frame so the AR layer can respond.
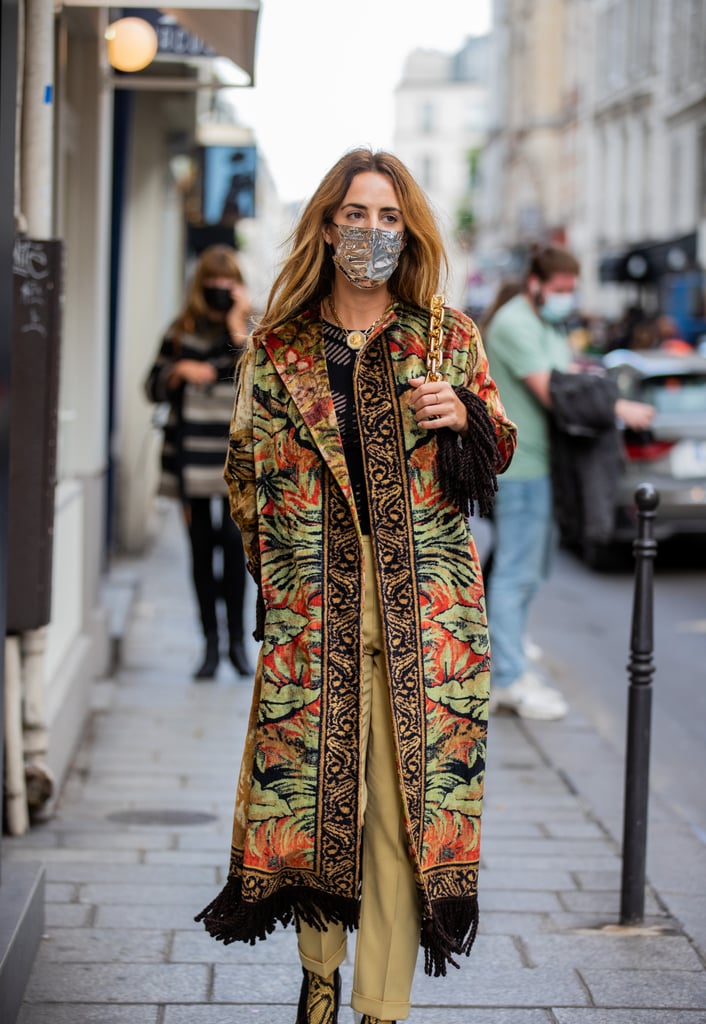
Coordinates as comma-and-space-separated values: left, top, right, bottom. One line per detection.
540, 291, 576, 324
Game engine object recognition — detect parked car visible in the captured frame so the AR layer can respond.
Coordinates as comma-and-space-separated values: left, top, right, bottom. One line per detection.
579, 348, 706, 567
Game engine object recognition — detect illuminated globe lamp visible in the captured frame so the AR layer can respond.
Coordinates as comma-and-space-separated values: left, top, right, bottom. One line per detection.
105, 17, 159, 73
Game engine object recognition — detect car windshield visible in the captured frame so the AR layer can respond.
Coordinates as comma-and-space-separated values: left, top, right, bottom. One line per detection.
639, 375, 706, 415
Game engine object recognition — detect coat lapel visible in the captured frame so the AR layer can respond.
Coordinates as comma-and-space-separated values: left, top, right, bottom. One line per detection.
262, 306, 396, 525
263, 310, 352, 503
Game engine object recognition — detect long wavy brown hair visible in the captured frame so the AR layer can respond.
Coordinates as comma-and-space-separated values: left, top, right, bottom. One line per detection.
172, 244, 244, 335
256, 148, 448, 337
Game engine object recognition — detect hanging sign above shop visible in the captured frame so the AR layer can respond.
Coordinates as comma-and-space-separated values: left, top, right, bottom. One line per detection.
128, 8, 214, 58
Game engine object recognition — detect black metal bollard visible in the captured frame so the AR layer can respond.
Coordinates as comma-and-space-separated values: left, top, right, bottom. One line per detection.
620, 483, 659, 925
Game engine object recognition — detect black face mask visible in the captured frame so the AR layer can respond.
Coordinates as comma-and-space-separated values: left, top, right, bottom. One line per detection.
203, 286, 235, 313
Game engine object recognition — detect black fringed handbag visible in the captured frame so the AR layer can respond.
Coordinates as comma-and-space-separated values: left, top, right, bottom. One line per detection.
425, 294, 500, 518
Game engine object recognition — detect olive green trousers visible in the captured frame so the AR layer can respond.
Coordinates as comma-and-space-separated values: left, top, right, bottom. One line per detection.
297, 536, 420, 1021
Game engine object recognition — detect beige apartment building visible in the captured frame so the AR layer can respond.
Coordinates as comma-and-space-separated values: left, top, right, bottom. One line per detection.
393, 36, 492, 309
478, 0, 569, 288
478, 0, 706, 337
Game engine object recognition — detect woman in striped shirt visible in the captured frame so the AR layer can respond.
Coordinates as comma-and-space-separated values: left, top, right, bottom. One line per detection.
145, 245, 253, 680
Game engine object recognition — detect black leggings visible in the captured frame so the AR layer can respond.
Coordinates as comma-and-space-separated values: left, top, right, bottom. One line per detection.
185, 496, 246, 642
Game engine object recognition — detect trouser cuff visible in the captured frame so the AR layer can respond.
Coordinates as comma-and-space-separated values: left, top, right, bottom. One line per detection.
351, 989, 411, 1020
298, 935, 347, 977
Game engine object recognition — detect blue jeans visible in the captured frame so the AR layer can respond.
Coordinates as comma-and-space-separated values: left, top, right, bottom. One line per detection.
487, 476, 555, 690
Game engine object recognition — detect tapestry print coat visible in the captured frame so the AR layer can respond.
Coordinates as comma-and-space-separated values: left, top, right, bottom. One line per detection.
197, 301, 517, 975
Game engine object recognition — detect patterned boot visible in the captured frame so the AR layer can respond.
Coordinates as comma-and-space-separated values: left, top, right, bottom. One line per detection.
295, 967, 341, 1024
360, 1017, 397, 1024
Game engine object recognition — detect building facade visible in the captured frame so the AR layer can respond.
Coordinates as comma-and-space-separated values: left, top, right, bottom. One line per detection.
393, 35, 492, 309
0, 3, 265, 1012
589, 0, 705, 335
475, 0, 572, 305
477, 0, 706, 338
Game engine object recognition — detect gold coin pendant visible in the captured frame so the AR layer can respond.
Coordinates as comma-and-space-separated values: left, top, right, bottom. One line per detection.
346, 330, 366, 351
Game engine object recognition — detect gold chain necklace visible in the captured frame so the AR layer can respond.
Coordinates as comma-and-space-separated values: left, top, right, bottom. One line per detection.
326, 296, 390, 351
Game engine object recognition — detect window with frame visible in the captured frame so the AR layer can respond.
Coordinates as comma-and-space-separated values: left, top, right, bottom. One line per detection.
419, 101, 436, 135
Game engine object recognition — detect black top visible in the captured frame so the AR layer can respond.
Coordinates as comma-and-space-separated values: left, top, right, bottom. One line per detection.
322, 319, 371, 534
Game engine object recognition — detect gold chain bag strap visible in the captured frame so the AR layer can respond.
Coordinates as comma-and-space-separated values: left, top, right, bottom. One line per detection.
423, 293, 500, 518
425, 293, 445, 382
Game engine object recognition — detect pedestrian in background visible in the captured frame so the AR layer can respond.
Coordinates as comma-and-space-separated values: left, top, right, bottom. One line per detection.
476, 277, 522, 586
485, 244, 654, 720
145, 244, 253, 680
196, 148, 517, 1024
477, 277, 521, 337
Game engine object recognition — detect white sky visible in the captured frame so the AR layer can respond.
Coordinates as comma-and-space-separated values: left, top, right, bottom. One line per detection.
227, 0, 492, 203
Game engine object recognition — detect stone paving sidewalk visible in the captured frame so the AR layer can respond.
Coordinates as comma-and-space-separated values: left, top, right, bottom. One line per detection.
6, 500, 706, 1023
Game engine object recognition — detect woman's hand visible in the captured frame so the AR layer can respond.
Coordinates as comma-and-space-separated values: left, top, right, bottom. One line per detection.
615, 398, 655, 431
408, 377, 468, 434
171, 359, 217, 386
226, 283, 252, 344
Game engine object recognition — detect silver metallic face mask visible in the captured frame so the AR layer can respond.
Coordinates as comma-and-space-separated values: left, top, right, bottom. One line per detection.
332, 225, 405, 289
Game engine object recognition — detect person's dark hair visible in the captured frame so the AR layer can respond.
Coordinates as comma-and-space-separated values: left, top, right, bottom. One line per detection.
524, 243, 580, 284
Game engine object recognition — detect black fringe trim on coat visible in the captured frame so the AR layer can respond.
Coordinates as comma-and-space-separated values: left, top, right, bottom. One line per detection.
253, 584, 266, 642
194, 875, 359, 945
437, 388, 500, 519
421, 895, 479, 977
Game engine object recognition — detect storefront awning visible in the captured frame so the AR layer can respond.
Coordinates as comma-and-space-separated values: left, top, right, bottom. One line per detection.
599, 233, 698, 285
62, 1, 260, 83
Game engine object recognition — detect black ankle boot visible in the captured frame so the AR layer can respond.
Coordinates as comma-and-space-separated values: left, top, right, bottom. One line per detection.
229, 641, 253, 676
193, 632, 219, 680
295, 967, 341, 1024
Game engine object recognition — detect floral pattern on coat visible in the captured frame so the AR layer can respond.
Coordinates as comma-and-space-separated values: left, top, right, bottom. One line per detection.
198, 301, 517, 975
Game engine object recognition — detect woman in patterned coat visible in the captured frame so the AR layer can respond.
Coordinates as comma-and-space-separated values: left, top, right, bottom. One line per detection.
197, 149, 517, 1024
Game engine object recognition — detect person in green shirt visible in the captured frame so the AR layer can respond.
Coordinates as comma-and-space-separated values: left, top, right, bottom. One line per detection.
485, 246, 653, 719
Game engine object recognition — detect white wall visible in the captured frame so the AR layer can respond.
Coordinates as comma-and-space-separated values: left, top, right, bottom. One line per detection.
20, 8, 116, 792
114, 91, 188, 554
56, 31, 112, 482
47, 19, 113, 692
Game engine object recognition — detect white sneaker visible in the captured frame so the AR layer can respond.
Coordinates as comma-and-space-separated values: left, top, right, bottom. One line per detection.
523, 636, 543, 662
490, 671, 568, 720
